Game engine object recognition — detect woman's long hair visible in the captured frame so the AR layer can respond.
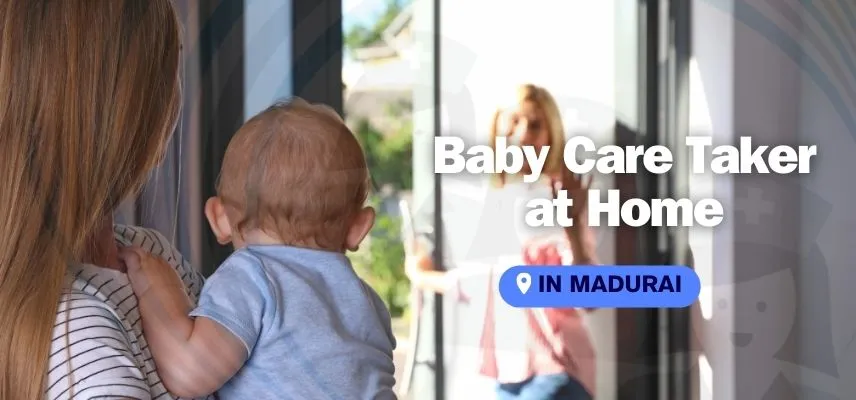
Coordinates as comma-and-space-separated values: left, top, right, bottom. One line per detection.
0, 2, 182, 398
489, 83, 567, 186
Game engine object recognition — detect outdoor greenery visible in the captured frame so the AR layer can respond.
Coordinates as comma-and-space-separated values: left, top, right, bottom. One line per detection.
348, 104, 414, 318
344, 0, 411, 52
352, 104, 413, 191
350, 197, 411, 318
344, 0, 415, 319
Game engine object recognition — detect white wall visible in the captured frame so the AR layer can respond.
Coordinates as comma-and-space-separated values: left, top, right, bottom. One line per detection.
437, 1, 617, 398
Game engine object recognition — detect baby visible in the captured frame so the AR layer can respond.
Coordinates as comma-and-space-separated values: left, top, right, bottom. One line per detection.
122, 99, 397, 399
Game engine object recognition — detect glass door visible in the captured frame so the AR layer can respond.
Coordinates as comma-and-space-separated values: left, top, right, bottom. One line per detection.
429, 0, 666, 399
338, 0, 694, 397
661, 0, 693, 398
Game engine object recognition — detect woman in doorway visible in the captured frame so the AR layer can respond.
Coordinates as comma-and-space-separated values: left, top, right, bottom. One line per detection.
406, 83, 599, 400
0, 2, 209, 399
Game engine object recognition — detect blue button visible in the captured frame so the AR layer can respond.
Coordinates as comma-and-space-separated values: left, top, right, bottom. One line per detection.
499, 265, 700, 308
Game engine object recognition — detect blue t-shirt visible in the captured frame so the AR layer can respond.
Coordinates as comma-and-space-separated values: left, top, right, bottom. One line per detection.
189, 245, 397, 400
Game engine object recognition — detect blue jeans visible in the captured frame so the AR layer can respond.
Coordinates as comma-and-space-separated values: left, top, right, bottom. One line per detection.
496, 374, 592, 400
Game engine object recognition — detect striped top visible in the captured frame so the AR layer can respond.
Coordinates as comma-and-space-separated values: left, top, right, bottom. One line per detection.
46, 225, 212, 400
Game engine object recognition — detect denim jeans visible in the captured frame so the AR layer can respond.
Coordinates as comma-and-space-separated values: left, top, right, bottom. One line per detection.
496, 374, 592, 400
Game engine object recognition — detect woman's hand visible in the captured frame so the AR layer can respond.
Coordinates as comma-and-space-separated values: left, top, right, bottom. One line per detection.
404, 245, 460, 294
405, 246, 435, 284
405, 248, 434, 273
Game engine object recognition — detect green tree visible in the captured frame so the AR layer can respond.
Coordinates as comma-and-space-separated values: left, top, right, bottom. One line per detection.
351, 105, 413, 191
344, 0, 411, 52
350, 197, 410, 317
348, 106, 413, 317
344, 0, 415, 317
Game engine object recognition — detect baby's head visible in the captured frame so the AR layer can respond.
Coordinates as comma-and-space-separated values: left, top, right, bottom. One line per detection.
205, 98, 375, 252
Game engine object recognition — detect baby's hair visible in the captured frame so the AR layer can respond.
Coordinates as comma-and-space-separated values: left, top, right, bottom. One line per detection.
217, 97, 370, 250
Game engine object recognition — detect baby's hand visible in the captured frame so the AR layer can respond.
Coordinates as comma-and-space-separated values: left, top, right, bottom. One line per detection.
120, 246, 184, 300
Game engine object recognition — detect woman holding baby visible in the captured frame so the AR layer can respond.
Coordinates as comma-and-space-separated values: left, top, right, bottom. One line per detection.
0, 2, 212, 399
0, 2, 397, 399
406, 83, 599, 400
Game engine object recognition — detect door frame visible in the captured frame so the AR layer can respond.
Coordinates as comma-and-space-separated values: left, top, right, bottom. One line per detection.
616, 0, 692, 399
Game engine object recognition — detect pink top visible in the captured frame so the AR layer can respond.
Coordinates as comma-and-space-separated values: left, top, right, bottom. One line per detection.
476, 246, 597, 397
440, 178, 597, 396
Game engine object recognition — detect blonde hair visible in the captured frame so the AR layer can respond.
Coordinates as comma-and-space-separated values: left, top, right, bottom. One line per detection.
0, 2, 182, 398
217, 98, 370, 251
489, 83, 566, 186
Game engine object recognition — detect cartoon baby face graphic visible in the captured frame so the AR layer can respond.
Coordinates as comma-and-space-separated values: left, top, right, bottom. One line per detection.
704, 267, 797, 358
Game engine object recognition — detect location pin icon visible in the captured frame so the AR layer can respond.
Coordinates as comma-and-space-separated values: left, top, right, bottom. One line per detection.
517, 272, 532, 294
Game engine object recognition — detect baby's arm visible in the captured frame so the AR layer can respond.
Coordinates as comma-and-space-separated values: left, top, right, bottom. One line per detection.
122, 247, 248, 398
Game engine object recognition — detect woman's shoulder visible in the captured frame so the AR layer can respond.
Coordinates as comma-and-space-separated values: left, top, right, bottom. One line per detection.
113, 225, 184, 266
45, 225, 209, 400
49, 278, 159, 399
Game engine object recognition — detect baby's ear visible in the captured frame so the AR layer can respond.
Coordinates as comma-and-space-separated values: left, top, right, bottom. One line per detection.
205, 197, 233, 245
345, 207, 376, 252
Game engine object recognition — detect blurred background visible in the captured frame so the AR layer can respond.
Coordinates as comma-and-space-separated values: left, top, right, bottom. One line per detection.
119, 0, 856, 399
